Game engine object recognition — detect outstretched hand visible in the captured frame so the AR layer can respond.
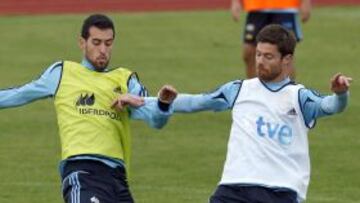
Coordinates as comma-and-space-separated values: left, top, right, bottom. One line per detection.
111, 94, 145, 112
158, 85, 178, 104
330, 73, 352, 94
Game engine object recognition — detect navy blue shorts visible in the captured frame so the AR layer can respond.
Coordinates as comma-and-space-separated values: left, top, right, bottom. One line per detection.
209, 184, 298, 203
243, 11, 302, 44
61, 160, 134, 203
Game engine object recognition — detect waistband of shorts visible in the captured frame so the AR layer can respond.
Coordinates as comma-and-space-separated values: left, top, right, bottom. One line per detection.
61, 159, 126, 179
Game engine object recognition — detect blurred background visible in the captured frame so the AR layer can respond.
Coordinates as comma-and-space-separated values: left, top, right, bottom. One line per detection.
0, 0, 358, 14
0, 0, 359, 203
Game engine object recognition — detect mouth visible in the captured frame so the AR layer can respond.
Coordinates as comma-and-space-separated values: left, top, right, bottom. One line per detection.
96, 57, 108, 66
97, 57, 107, 61
257, 66, 266, 73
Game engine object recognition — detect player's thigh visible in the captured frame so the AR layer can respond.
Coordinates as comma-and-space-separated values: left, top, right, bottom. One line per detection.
62, 170, 133, 203
243, 12, 271, 44
272, 13, 303, 41
112, 173, 134, 202
209, 185, 248, 203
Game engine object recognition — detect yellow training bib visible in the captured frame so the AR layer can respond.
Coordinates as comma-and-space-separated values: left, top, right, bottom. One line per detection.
55, 61, 132, 167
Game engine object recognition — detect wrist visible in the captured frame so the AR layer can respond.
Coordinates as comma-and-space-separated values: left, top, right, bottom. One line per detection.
157, 100, 170, 112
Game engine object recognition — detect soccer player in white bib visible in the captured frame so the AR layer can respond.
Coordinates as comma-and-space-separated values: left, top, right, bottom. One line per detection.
173, 24, 351, 202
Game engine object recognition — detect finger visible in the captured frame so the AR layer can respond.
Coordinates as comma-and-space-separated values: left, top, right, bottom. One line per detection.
125, 95, 145, 107
129, 95, 145, 105
160, 86, 177, 101
337, 76, 345, 86
111, 100, 119, 108
132, 98, 145, 106
162, 87, 176, 95
338, 76, 352, 87
113, 102, 124, 111
332, 73, 342, 83
344, 77, 353, 87
116, 102, 124, 111
165, 85, 177, 93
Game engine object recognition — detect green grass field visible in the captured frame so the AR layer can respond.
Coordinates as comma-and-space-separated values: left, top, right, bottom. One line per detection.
0, 6, 359, 203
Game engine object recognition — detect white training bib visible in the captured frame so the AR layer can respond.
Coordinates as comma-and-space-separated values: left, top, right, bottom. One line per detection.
220, 78, 310, 201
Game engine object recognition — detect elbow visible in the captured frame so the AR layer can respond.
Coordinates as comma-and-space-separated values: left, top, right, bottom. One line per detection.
150, 122, 166, 129
149, 118, 168, 129
336, 105, 347, 113
152, 124, 165, 129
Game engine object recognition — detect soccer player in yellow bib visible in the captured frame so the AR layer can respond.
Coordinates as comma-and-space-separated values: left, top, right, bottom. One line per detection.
0, 14, 177, 203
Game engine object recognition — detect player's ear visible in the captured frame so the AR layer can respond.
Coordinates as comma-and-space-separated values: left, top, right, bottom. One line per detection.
79, 36, 86, 51
282, 54, 293, 66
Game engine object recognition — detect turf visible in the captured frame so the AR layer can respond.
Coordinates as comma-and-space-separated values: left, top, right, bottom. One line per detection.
0, 6, 359, 203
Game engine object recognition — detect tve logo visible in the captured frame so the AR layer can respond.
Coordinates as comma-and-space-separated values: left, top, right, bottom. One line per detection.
256, 116, 293, 145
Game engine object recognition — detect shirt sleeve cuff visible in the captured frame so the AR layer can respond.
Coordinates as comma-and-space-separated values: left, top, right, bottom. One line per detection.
335, 91, 349, 98
157, 100, 170, 112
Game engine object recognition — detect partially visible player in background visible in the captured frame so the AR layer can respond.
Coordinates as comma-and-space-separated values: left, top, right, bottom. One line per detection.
173, 25, 351, 202
231, 0, 311, 78
0, 14, 177, 203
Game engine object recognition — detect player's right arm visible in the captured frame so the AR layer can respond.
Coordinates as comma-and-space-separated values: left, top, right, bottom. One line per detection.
173, 80, 242, 113
0, 61, 62, 109
231, 0, 242, 22
300, 0, 311, 23
111, 74, 177, 129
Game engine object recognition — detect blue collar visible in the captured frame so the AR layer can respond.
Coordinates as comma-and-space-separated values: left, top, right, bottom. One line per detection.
81, 58, 108, 72
261, 77, 293, 92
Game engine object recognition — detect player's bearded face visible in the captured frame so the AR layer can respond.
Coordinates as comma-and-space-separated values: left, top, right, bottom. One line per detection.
256, 43, 287, 82
80, 26, 114, 71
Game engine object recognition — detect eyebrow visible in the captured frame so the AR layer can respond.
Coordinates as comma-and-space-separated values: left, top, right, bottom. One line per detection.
91, 37, 114, 41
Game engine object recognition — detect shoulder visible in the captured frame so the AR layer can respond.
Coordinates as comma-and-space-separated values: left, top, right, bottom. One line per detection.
109, 65, 132, 73
218, 79, 243, 90
206, 79, 243, 95
42, 61, 63, 76
299, 87, 324, 100
107, 66, 133, 78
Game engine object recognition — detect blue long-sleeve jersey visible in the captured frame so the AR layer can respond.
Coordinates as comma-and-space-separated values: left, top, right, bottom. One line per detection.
0, 59, 172, 128
173, 78, 348, 127
0, 59, 172, 170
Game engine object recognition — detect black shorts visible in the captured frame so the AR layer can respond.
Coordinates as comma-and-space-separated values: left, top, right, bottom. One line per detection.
243, 11, 302, 44
61, 160, 134, 203
209, 184, 298, 203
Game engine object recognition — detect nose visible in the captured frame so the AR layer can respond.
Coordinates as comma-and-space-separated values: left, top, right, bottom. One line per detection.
256, 55, 264, 65
99, 44, 107, 54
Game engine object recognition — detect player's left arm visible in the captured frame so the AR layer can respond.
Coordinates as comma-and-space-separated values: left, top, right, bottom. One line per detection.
300, 73, 352, 126
300, 0, 311, 23
112, 74, 177, 129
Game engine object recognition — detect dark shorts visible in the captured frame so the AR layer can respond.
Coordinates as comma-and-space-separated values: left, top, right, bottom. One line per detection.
209, 184, 298, 203
243, 11, 302, 44
61, 160, 134, 203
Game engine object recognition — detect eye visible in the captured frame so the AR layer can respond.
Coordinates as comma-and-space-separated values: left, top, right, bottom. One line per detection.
92, 39, 101, 46
105, 39, 113, 47
264, 54, 274, 60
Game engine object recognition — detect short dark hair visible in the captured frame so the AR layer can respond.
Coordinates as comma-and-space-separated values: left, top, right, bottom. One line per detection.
81, 14, 115, 40
256, 24, 296, 57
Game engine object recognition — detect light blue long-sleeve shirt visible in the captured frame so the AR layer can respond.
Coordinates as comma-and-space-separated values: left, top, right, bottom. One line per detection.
0, 59, 172, 128
173, 78, 349, 128
0, 59, 172, 170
